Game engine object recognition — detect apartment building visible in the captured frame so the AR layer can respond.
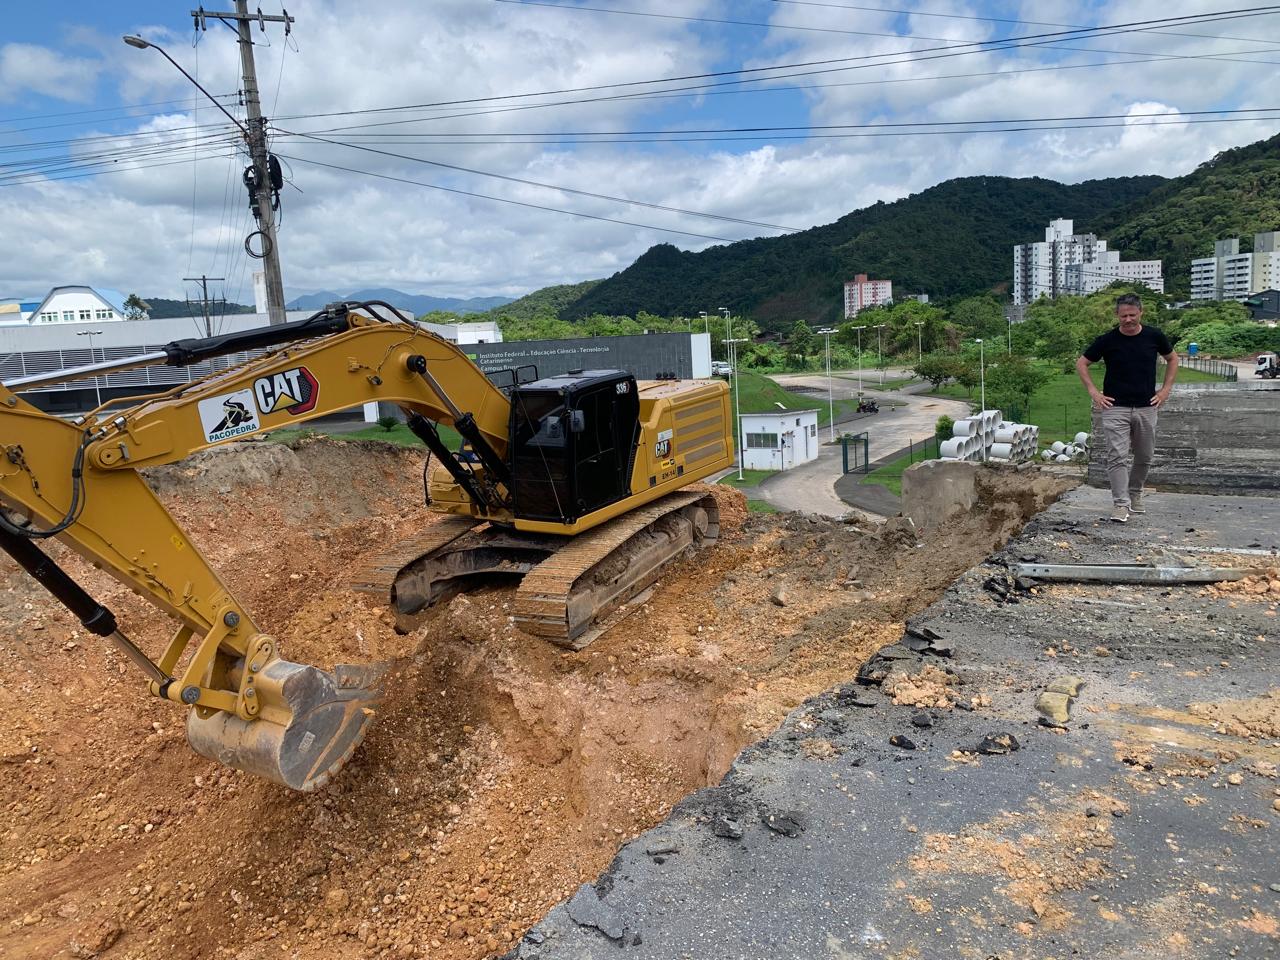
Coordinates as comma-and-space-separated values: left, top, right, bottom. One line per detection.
1191, 232, 1280, 301
1013, 219, 1163, 304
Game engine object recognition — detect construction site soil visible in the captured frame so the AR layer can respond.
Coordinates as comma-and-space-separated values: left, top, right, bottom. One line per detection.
0, 437, 1073, 960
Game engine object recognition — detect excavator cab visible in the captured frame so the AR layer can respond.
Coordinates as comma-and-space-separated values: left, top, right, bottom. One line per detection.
508, 371, 640, 524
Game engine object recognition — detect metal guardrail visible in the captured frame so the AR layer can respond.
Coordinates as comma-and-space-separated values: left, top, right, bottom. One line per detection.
1175, 355, 1238, 381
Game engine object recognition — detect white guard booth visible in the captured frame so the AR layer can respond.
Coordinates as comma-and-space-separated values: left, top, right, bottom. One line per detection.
739, 410, 820, 471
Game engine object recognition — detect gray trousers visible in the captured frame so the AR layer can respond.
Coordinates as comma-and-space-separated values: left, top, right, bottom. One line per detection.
1099, 405, 1158, 506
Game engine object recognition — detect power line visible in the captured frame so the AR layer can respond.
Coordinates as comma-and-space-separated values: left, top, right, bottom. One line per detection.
277, 130, 803, 231
276, 6, 1280, 125
0, 93, 240, 130
500, 0, 1280, 47
275, 152, 741, 242
767, 0, 1280, 44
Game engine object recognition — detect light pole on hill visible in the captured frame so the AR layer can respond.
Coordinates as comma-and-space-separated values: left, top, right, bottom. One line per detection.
975, 338, 987, 461
873, 324, 886, 384
1007, 316, 1014, 354
699, 311, 708, 336
915, 321, 924, 361
851, 325, 866, 394
818, 327, 836, 441
724, 336, 748, 480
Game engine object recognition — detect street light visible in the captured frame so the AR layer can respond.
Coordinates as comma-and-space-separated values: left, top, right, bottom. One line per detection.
122, 36, 248, 136
915, 321, 924, 361
1007, 316, 1014, 354
818, 327, 836, 441
723, 336, 749, 480
873, 323, 886, 385
699, 311, 708, 336
974, 337, 987, 410
851, 325, 867, 394
77, 330, 104, 410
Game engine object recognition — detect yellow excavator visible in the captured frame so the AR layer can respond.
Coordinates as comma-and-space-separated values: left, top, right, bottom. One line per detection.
0, 302, 732, 791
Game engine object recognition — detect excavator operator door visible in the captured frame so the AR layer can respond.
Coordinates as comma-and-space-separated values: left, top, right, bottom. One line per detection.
509, 371, 640, 525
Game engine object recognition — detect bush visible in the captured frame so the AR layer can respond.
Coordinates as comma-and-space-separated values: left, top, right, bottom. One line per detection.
376, 415, 400, 432
935, 415, 955, 441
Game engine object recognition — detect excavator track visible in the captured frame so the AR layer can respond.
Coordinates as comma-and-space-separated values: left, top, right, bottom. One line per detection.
513, 489, 719, 649
349, 515, 480, 597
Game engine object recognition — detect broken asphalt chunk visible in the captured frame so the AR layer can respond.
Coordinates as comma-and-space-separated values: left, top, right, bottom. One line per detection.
1035, 692, 1072, 725
761, 809, 807, 838
565, 885, 625, 942
910, 712, 934, 729
889, 734, 917, 751
976, 732, 1020, 755
711, 817, 743, 840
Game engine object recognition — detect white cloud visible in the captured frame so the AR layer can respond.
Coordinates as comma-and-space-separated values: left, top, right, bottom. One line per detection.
1, 0, 1278, 303
0, 43, 100, 103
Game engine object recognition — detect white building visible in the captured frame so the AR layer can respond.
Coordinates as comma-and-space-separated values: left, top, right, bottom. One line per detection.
843, 274, 893, 318
739, 410, 819, 471
1190, 232, 1280, 302
1013, 219, 1163, 304
421, 319, 502, 344
0, 285, 138, 326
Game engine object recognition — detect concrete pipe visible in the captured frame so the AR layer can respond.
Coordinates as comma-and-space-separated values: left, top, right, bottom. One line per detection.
993, 427, 1019, 444
1074, 431, 1090, 446
1050, 441, 1066, 454
990, 442, 1015, 459
1055, 454, 1071, 462
939, 438, 967, 459
952, 420, 978, 438
1040, 449, 1054, 461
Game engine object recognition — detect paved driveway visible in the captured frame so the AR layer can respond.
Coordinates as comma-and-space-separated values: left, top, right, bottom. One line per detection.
754, 382, 971, 516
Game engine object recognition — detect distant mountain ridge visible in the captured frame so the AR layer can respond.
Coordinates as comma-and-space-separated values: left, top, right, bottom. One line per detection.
285, 287, 513, 315
557, 175, 1167, 331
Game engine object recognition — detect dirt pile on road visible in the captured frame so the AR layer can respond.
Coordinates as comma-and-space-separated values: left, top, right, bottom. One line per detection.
0, 437, 1072, 960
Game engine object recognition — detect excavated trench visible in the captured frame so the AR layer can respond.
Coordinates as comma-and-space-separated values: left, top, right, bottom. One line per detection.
0, 437, 1073, 960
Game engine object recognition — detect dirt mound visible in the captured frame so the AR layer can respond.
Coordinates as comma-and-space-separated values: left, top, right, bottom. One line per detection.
0, 440, 1072, 960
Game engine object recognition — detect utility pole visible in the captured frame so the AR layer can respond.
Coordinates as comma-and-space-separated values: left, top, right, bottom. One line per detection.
184, 274, 225, 337
192, 3, 294, 325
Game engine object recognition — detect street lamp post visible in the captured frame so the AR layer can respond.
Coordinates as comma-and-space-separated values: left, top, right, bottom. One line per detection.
915, 321, 924, 361
699, 311, 708, 336
124, 30, 287, 326
1007, 317, 1013, 354
723, 337, 748, 480
851, 325, 867, 394
975, 338, 987, 461
873, 324, 886, 384
77, 330, 104, 410
818, 327, 836, 441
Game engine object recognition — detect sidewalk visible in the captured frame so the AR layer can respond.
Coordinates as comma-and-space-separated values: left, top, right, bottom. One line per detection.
514, 487, 1280, 959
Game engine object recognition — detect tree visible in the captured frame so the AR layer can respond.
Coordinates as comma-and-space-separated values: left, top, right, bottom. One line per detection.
986, 355, 1049, 420
953, 360, 980, 397
123, 294, 149, 320
913, 352, 959, 389
787, 320, 816, 368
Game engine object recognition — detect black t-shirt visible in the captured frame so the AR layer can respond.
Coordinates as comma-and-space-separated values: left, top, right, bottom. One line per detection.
1083, 325, 1174, 407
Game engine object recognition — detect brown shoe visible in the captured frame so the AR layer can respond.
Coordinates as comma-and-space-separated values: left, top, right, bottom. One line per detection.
1110, 504, 1129, 523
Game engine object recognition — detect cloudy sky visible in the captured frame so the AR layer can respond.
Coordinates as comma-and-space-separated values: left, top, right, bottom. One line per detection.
3, 0, 1279, 304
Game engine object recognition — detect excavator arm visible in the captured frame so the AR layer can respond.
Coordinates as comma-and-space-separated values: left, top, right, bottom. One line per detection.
0, 305, 515, 790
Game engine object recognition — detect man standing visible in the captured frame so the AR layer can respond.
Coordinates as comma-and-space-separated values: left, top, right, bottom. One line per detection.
1075, 293, 1179, 523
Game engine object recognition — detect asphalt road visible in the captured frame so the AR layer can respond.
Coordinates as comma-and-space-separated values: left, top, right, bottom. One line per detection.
512, 486, 1280, 959
754, 379, 969, 517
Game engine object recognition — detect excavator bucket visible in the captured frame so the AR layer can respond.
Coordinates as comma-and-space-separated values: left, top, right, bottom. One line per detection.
185, 660, 386, 791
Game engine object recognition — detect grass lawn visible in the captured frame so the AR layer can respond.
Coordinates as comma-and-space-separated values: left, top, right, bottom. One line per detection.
874, 376, 922, 391
716, 468, 776, 489
268, 422, 462, 448
924, 363, 1229, 447
858, 440, 941, 497
733, 371, 875, 426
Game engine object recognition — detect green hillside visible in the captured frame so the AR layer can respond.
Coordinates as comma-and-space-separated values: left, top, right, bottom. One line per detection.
1095, 131, 1280, 298
560, 174, 1165, 331
478, 278, 603, 323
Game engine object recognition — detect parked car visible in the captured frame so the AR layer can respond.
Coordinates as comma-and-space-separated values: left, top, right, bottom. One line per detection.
711, 361, 733, 377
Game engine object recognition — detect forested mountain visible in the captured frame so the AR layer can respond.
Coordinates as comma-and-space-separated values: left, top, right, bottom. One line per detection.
143, 297, 255, 320
1095, 131, 1280, 298
559, 174, 1166, 332
477, 278, 603, 323
285, 287, 513, 314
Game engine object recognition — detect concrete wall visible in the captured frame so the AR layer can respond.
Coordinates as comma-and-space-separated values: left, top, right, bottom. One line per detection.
1088, 380, 1280, 495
